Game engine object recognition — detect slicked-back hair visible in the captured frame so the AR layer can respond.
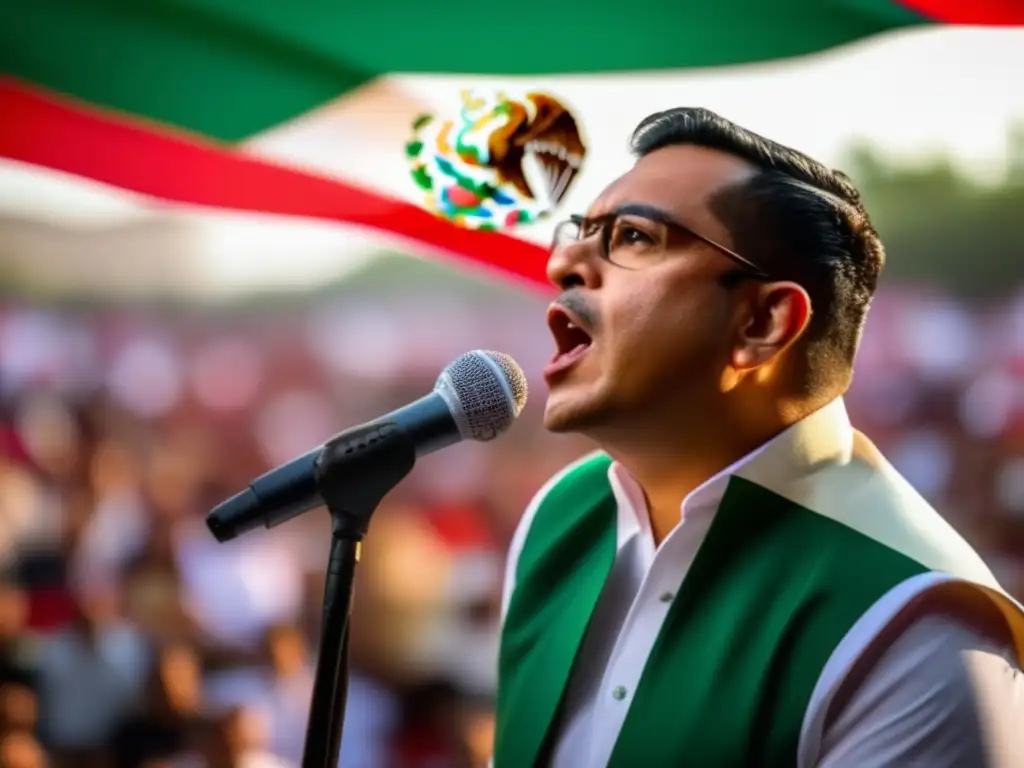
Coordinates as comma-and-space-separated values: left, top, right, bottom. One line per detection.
631, 107, 884, 382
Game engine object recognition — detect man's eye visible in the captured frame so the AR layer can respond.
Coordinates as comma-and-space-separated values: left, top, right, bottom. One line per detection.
615, 226, 653, 246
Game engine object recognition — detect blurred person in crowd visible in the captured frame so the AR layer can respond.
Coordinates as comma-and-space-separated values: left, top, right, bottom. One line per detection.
0, 684, 37, 734
5, 399, 89, 635
200, 624, 311, 764
462, 701, 496, 768
163, 706, 292, 768
174, 515, 304, 652
72, 438, 149, 593
0, 730, 46, 768
0, 585, 35, 691
411, 488, 504, 700
113, 643, 203, 768
354, 502, 453, 680
119, 515, 200, 649
0, 446, 39, 580
258, 625, 311, 764
495, 108, 1024, 767
204, 618, 398, 767
391, 680, 474, 768
36, 588, 149, 767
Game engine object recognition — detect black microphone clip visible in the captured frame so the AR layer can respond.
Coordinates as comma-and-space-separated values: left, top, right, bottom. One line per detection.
314, 421, 416, 539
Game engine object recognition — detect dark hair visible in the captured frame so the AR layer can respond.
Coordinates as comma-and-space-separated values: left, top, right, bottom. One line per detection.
630, 107, 884, 381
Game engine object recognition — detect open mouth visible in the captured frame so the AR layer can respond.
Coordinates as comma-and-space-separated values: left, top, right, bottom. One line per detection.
544, 305, 593, 378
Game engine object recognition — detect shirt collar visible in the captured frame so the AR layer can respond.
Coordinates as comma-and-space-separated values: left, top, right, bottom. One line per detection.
607, 397, 854, 547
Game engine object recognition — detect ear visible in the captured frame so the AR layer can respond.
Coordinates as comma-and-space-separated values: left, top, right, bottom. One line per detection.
731, 281, 812, 370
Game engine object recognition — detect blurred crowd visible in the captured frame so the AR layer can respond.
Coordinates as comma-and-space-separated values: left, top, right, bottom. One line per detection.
0, 281, 1021, 768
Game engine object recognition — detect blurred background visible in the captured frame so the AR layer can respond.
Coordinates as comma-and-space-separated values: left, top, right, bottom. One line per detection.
2, 27, 1024, 768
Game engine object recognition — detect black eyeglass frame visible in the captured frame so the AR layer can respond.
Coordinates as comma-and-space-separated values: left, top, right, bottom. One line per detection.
551, 204, 770, 280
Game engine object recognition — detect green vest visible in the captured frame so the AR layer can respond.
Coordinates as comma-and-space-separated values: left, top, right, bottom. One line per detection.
495, 436, 1024, 767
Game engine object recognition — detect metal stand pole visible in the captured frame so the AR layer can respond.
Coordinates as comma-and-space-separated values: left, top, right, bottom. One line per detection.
299, 423, 417, 768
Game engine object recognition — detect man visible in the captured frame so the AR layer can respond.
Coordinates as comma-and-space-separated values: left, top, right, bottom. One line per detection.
493, 108, 1024, 767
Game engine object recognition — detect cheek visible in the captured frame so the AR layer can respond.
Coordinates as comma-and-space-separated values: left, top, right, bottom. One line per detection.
606, 281, 730, 361
598, 281, 735, 405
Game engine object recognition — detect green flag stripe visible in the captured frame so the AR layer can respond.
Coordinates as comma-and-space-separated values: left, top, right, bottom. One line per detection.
1, 0, 931, 142
1, 0, 370, 142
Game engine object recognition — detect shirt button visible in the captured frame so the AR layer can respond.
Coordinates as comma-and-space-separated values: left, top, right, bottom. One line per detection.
611, 685, 627, 701
659, 591, 674, 603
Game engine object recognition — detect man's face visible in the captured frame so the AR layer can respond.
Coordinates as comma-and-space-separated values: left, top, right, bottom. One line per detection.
542, 144, 758, 435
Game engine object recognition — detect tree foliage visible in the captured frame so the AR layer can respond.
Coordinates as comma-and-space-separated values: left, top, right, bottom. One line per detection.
845, 128, 1024, 298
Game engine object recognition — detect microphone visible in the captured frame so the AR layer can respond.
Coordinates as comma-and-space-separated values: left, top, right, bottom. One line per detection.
205, 350, 528, 543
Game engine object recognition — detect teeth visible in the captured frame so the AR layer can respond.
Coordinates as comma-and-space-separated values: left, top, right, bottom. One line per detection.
526, 140, 571, 158
523, 140, 582, 204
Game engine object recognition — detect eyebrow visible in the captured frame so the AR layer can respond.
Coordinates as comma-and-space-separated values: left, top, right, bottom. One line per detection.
607, 203, 682, 227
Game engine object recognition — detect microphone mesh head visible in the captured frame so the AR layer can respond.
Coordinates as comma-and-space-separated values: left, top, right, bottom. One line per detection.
435, 350, 528, 442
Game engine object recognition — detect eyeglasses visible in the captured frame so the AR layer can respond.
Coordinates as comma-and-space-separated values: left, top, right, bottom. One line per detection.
551, 204, 769, 279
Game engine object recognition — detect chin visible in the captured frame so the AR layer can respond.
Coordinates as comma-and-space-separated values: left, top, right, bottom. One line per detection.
542, 409, 576, 433
542, 388, 607, 434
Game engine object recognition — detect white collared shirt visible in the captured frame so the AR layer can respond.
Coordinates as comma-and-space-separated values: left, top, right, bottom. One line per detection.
500, 400, 1024, 767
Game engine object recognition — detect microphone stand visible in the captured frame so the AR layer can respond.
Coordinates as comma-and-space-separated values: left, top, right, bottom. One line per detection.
301, 423, 417, 768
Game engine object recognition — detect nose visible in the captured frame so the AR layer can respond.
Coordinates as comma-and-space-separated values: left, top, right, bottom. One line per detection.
546, 238, 603, 291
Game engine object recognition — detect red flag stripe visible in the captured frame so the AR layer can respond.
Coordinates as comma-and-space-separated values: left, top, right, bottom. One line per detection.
0, 78, 551, 290
896, 0, 1024, 24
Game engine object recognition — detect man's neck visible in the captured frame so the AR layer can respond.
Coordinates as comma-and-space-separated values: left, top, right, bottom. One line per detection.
608, 443, 756, 545
598, 399, 810, 545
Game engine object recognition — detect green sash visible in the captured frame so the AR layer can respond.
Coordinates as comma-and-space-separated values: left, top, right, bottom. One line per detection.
495, 454, 935, 767
494, 455, 617, 767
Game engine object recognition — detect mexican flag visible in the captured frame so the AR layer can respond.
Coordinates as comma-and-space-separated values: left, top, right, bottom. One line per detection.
2, 0, 1022, 290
